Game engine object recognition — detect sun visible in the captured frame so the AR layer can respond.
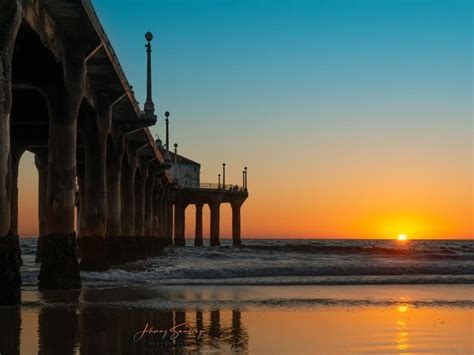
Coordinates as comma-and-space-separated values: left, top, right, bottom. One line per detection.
397, 234, 408, 241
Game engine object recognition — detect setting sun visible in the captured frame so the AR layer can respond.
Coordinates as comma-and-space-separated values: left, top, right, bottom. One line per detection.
398, 234, 408, 241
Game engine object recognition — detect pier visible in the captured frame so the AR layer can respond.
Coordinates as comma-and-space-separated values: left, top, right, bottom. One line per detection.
0, 0, 248, 305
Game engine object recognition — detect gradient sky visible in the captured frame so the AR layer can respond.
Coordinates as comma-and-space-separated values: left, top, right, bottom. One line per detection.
18, 0, 472, 238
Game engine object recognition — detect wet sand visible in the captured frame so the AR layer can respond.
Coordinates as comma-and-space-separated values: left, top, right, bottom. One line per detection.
1, 285, 473, 354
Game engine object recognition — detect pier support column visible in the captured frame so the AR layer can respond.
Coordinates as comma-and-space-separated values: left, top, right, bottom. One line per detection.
194, 203, 203, 246
39, 303, 79, 355
144, 174, 155, 255
135, 165, 148, 258
161, 193, 169, 245
152, 183, 162, 249
39, 45, 86, 290
0, 0, 22, 305
78, 97, 111, 271
231, 202, 242, 246
231, 309, 242, 344
106, 134, 125, 264
9, 145, 24, 238
210, 309, 221, 339
167, 197, 174, 246
210, 201, 221, 246
0, 307, 21, 355
35, 152, 48, 262
121, 148, 138, 261
174, 201, 186, 246
77, 165, 86, 237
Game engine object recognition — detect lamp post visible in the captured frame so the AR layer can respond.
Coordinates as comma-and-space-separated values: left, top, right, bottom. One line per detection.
218, 174, 221, 189
144, 32, 155, 119
242, 170, 245, 191
222, 163, 226, 190
165, 111, 170, 154
173, 143, 178, 164
244, 166, 248, 191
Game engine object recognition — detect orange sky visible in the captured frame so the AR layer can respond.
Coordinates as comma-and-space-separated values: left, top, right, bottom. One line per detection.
15, 0, 473, 240
17, 145, 473, 239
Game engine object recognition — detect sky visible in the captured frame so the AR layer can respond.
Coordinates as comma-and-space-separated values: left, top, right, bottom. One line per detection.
18, 0, 472, 239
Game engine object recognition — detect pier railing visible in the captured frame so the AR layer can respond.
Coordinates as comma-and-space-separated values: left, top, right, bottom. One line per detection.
199, 183, 247, 192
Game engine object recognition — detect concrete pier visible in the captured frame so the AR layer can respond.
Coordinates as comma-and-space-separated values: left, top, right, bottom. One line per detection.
78, 98, 111, 271
121, 148, 138, 262
174, 200, 186, 246
170, 188, 248, 247
106, 134, 125, 264
0, 0, 248, 305
145, 175, 155, 237
155, 182, 165, 255
231, 198, 246, 247
10, 145, 25, 238
38, 44, 86, 290
134, 164, 148, 258
145, 174, 155, 254
35, 152, 48, 262
210, 201, 221, 246
0, 0, 22, 306
166, 195, 174, 246
194, 203, 204, 246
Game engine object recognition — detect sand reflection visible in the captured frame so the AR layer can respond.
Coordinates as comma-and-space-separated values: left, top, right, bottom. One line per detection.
2, 285, 473, 354
34, 306, 248, 354
396, 303, 410, 352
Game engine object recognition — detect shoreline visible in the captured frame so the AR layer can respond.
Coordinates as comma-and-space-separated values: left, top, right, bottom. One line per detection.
3, 284, 473, 354
19, 284, 474, 310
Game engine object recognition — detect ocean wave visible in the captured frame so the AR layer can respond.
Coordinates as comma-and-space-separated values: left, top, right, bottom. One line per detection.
18, 238, 474, 288
78, 273, 474, 288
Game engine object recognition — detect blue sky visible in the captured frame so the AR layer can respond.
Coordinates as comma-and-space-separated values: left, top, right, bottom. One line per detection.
88, 0, 473, 237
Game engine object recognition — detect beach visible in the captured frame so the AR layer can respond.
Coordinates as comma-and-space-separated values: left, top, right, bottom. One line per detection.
2, 0, 472, 353
0, 238, 472, 354
1, 284, 472, 354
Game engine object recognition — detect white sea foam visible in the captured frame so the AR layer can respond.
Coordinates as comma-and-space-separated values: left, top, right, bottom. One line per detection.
19, 238, 474, 289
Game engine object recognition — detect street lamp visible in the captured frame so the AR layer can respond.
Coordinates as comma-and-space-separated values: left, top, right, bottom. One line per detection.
244, 166, 248, 190
164, 111, 170, 153
144, 32, 155, 119
173, 143, 178, 164
222, 163, 226, 190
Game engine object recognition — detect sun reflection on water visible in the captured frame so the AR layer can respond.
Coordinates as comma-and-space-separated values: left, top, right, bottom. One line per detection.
396, 303, 410, 352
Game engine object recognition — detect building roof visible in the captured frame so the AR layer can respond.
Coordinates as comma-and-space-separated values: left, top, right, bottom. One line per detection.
157, 145, 201, 167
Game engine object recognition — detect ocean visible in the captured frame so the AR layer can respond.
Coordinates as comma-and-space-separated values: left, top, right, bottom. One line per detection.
21, 238, 474, 289
6, 238, 473, 354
